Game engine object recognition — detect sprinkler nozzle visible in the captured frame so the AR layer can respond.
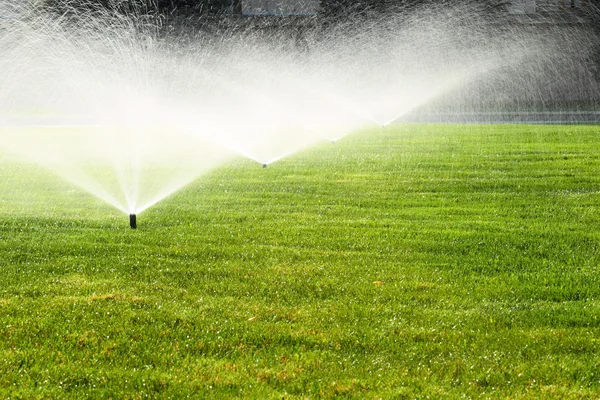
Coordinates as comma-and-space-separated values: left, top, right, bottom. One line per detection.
262, 164, 267, 168
130, 214, 137, 229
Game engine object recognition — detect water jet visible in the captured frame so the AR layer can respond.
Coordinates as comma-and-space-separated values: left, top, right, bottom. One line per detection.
0, 3, 597, 223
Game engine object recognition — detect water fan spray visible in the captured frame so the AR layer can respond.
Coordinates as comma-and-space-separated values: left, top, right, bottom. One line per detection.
0, 3, 595, 227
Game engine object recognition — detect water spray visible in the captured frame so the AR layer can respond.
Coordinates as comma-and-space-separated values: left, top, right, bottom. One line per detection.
0, 2, 595, 226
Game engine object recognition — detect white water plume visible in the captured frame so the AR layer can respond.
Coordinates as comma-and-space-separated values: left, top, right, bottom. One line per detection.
0, 2, 597, 216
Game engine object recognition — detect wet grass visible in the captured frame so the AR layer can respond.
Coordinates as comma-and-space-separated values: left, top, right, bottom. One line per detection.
1, 123, 600, 399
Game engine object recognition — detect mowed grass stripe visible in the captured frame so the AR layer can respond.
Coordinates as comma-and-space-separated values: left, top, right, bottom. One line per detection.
1, 123, 600, 398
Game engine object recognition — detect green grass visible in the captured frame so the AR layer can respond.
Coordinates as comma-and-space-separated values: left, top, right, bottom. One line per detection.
1, 123, 600, 399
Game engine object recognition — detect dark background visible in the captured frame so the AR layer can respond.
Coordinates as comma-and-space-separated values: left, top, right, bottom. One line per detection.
37, 0, 598, 19
37, 0, 600, 84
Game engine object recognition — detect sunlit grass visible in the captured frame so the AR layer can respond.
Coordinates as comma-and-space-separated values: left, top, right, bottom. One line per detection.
1, 123, 600, 398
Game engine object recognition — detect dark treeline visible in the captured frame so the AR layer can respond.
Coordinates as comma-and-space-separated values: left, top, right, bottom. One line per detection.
33, 0, 600, 99
39, 0, 600, 21
320, 0, 512, 18
38, 0, 600, 49
43, 0, 518, 16
40, 0, 230, 15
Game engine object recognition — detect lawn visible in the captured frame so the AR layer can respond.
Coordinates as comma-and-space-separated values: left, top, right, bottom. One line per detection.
1, 123, 600, 399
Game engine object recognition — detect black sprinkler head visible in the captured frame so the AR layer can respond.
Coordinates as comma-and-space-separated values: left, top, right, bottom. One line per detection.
263, 164, 267, 168
130, 214, 137, 229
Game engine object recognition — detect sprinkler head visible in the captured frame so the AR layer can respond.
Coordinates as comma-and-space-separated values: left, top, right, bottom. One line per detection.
262, 163, 267, 168
129, 214, 137, 229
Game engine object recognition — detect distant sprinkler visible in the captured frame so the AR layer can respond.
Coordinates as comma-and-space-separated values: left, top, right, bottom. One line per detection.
130, 214, 137, 229
262, 163, 268, 168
